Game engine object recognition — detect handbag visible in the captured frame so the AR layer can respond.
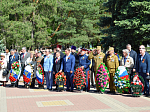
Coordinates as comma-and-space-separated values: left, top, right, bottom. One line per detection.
3, 69, 9, 76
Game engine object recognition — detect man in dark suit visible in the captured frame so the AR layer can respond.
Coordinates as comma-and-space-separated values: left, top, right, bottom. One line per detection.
136, 45, 150, 97
71, 45, 79, 69
79, 48, 91, 92
126, 44, 137, 74
60, 48, 75, 92
53, 51, 62, 90
53, 45, 64, 85
9, 49, 19, 87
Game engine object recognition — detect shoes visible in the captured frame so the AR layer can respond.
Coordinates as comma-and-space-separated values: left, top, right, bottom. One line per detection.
48, 88, 53, 91
146, 94, 149, 97
9, 85, 15, 87
107, 91, 112, 93
70, 90, 74, 92
53, 88, 58, 91
66, 89, 70, 91
85, 90, 89, 92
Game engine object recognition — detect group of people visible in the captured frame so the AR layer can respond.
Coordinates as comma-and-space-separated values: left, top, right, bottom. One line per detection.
0, 44, 149, 97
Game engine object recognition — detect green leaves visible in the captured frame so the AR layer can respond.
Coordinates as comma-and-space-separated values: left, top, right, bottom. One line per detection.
99, 0, 150, 53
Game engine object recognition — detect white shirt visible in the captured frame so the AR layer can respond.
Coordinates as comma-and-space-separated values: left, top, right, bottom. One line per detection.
44, 54, 49, 62
66, 54, 70, 62
11, 55, 14, 61
140, 53, 145, 61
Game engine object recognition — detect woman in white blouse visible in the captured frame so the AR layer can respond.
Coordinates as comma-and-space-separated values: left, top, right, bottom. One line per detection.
0, 54, 9, 86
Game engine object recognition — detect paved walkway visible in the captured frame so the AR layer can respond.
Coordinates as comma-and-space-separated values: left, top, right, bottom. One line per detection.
0, 78, 150, 112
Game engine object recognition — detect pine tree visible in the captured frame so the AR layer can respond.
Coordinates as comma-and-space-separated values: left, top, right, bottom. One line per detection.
100, 0, 150, 53
55, 0, 102, 47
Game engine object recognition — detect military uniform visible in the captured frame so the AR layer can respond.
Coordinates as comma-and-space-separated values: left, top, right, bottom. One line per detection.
106, 48, 119, 92
88, 46, 105, 91
79, 50, 91, 91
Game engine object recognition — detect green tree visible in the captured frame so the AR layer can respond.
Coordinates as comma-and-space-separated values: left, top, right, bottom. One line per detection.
0, 0, 57, 50
55, 0, 102, 48
100, 0, 150, 53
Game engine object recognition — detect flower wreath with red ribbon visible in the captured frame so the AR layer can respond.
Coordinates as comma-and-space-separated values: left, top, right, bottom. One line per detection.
73, 67, 87, 90
55, 72, 66, 85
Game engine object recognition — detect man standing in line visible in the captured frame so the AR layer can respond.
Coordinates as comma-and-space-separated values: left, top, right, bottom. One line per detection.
9, 49, 19, 87
106, 47, 119, 93
19, 47, 30, 87
60, 48, 75, 92
126, 44, 137, 74
43, 49, 53, 90
79, 48, 91, 92
136, 45, 150, 97
88, 46, 105, 92
53, 51, 62, 90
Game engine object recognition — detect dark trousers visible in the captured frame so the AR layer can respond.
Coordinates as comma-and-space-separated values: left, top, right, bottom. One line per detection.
65, 72, 74, 91
31, 77, 36, 88
84, 70, 90, 91
139, 72, 149, 95
90, 69, 95, 86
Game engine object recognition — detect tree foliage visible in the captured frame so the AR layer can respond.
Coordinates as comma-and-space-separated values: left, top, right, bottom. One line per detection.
100, 0, 150, 53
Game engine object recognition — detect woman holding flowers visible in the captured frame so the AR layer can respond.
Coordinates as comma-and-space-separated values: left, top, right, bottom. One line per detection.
0, 53, 9, 86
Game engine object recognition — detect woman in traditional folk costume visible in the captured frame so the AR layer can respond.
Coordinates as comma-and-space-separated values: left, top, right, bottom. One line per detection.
0, 54, 9, 86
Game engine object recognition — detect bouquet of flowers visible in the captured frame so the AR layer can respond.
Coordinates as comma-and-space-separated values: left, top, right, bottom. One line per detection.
0, 60, 4, 68
11, 61, 20, 70
131, 74, 144, 96
55, 72, 66, 85
96, 63, 110, 92
9, 61, 21, 83
73, 67, 87, 90
36, 64, 44, 84
114, 66, 130, 93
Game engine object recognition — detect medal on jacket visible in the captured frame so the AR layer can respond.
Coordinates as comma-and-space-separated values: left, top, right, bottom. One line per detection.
111, 58, 114, 62
142, 59, 145, 63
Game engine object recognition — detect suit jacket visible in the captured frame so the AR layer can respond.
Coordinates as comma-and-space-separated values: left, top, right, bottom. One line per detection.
43, 54, 53, 72
136, 52, 150, 73
20, 52, 30, 65
60, 54, 75, 72
79, 54, 91, 71
120, 56, 134, 74
129, 49, 137, 69
8, 54, 19, 70
53, 57, 62, 73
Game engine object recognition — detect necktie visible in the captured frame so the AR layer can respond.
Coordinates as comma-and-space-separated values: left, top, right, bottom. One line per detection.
23, 54, 24, 58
